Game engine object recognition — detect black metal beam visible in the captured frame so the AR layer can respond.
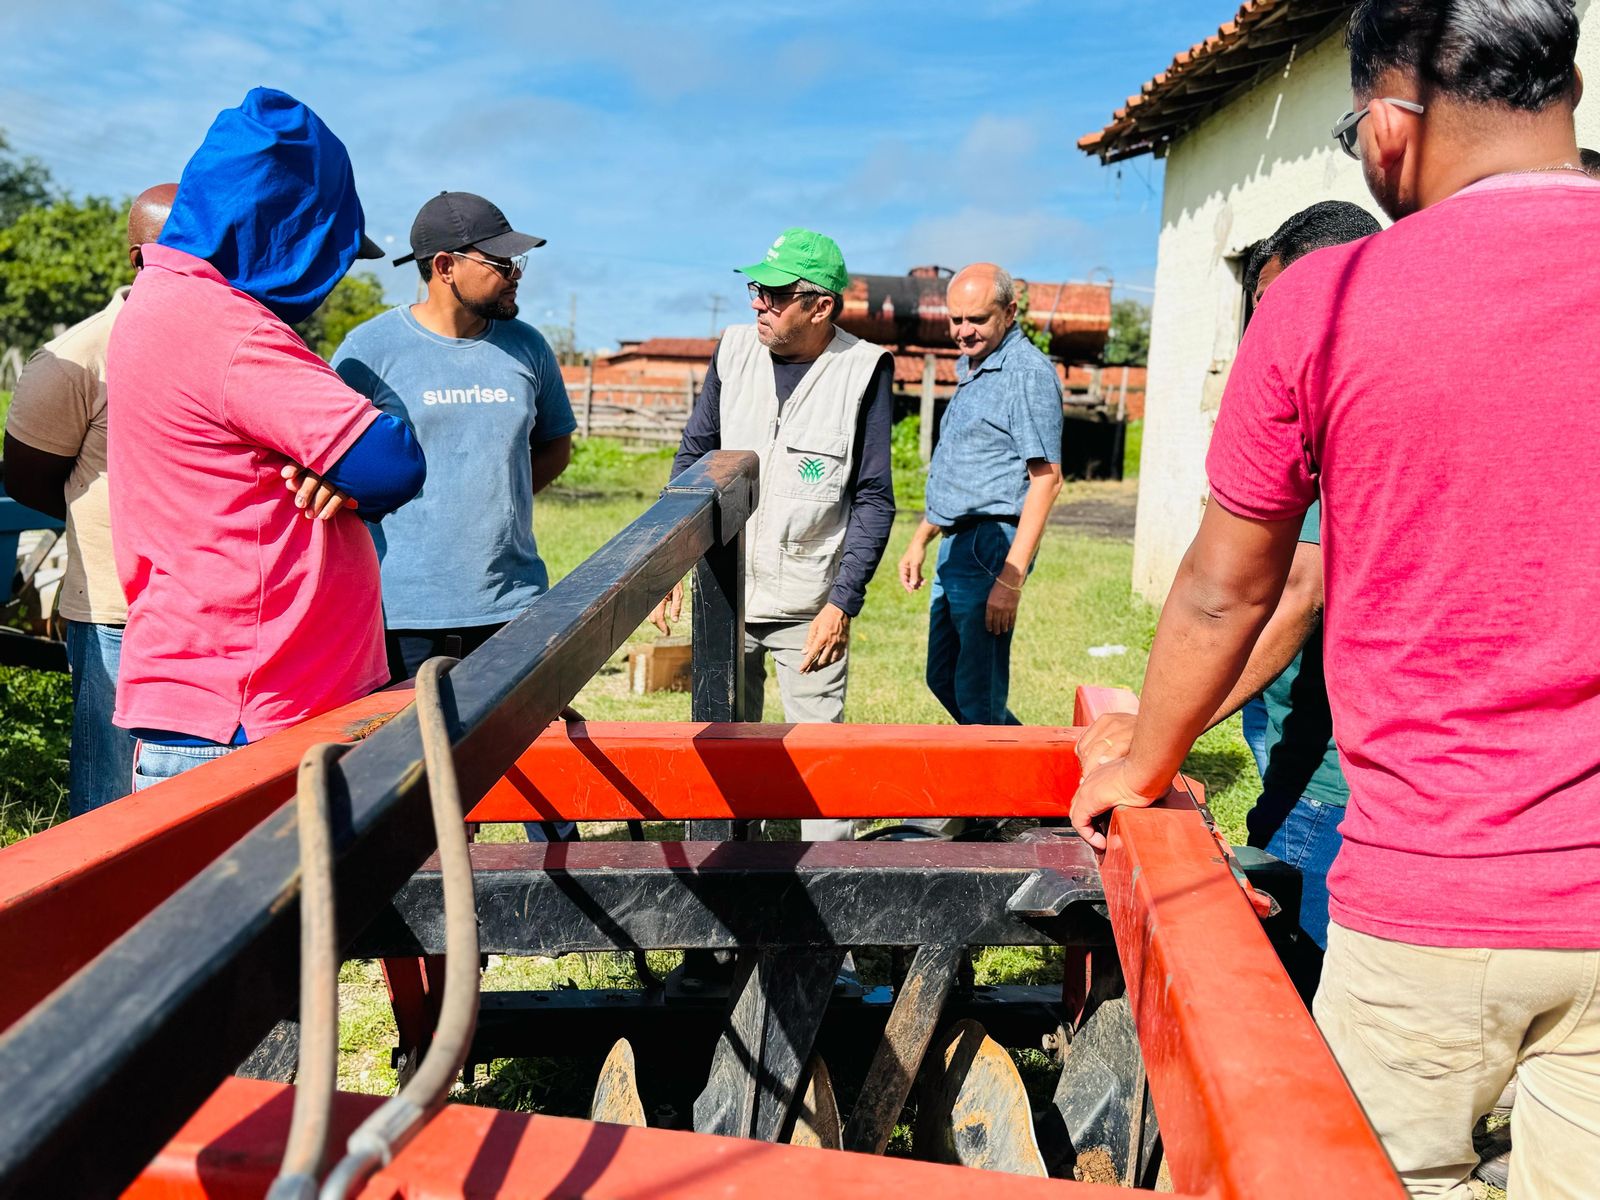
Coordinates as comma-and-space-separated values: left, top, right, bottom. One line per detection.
844, 941, 964, 1155
464, 984, 1067, 1078
0, 452, 760, 1199
684, 476, 749, 730
349, 841, 1110, 957
681, 470, 748, 840
693, 947, 844, 1140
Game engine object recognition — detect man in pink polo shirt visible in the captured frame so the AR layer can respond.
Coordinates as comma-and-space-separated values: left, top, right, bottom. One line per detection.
1072, 1, 1600, 1194
108, 88, 425, 788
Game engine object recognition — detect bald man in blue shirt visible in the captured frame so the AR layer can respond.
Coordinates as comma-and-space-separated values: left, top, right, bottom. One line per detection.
899, 263, 1064, 725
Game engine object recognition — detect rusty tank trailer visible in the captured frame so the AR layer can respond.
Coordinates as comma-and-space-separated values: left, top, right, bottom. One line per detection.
836, 266, 1112, 363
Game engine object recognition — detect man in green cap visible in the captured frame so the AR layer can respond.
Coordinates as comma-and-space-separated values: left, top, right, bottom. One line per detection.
653, 228, 895, 839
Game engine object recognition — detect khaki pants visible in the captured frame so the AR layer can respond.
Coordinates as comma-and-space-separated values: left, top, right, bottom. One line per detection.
744, 620, 852, 841
1314, 921, 1600, 1199
743, 620, 848, 726
743, 621, 952, 842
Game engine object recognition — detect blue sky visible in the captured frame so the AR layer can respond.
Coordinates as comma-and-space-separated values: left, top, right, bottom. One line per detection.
0, 1, 1225, 349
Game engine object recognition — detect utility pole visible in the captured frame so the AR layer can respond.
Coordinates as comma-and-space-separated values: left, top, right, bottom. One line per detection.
569, 292, 578, 361
707, 294, 724, 337
919, 354, 936, 463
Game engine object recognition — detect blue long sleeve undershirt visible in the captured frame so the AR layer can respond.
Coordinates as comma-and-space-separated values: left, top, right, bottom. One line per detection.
323, 411, 426, 519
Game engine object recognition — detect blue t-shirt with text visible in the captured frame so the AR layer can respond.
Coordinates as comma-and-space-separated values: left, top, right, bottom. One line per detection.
332, 307, 576, 628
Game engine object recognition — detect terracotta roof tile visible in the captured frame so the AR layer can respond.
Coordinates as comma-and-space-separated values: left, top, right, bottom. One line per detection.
1081, 0, 1352, 163
604, 337, 720, 363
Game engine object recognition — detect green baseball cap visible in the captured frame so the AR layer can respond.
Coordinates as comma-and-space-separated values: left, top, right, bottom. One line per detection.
738, 227, 849, 294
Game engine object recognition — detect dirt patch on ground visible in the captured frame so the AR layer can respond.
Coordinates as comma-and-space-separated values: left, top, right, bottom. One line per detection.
1075, 1146, 1120, 1185
1051, 479, 1138, 542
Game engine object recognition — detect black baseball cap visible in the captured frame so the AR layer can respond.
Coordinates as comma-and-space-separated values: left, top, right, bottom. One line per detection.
392, 191, 546, 266
357, 233, 385, 259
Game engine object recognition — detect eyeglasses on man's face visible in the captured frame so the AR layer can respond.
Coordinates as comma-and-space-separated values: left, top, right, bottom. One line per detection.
454, 250, 527, 281
1332, 97, 1425, 159
747, 281, 817, 311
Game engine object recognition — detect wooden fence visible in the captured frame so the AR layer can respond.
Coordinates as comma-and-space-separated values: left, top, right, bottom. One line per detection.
573, 363, 695, 445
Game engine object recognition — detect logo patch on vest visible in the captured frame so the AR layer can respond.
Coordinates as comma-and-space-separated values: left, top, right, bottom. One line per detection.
797, 457, 826, 484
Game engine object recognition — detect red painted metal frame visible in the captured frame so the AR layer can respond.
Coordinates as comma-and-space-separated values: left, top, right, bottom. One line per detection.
5, 683, 1404, 1197
469, 720, 1084, 824
0, 711, 1081, 1038
1073, 687, 1403, 1199
0, 690, 408, 1033
128, 1077, 1151, 1200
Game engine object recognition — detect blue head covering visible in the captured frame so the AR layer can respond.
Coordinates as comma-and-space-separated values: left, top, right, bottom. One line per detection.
159, 87, 367, 325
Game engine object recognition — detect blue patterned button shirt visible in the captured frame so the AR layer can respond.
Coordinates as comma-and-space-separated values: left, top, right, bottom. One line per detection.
924, 324, 1063, 527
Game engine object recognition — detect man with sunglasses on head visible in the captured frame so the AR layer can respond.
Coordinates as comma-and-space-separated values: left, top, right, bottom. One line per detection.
655, 228, 894, 840
1072, 1, 1600, 1194
332, 192, 576, 682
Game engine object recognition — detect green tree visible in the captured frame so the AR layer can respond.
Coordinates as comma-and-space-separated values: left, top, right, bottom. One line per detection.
0, 133, 55, 229
294, 271, 390, 361
0, 195, 131, 355
1105, 298, 1151, 366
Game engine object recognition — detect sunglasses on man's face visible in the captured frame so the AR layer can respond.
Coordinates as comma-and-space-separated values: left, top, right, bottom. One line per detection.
747, 282, 816, 311
1332, 97, 1426, 159
454, 250, 527, 281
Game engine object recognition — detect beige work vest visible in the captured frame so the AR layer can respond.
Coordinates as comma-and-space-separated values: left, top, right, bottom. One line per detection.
717, 323, 886, 622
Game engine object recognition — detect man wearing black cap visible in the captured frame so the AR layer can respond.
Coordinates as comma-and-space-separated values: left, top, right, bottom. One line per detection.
332, 191, 577, 682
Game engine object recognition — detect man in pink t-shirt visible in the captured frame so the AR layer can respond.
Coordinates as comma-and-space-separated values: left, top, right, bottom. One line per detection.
108, 88, 425, 789
1072, 2, 1600, 1194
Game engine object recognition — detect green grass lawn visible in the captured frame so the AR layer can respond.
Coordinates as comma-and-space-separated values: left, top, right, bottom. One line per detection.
0, 667, 71, 844
1123, 418, 1143, 479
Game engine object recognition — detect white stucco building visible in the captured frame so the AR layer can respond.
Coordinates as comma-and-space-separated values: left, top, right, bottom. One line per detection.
1083, 0, 1600, 603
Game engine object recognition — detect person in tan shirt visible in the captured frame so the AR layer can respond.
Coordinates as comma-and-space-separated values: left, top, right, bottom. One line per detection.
3, 183, 176, 815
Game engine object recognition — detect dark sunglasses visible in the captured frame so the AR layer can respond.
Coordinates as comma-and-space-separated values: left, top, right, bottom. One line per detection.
1332, 98, 1425, 159
747, 281, 817, 310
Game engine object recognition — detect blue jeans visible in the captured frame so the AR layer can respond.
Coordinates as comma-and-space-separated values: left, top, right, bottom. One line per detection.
1247, 791, 1343, 951
1241, 696, 1271, 777
65, 620, 136, 816
926, 521, 1023, 726
131, 740, 237, 792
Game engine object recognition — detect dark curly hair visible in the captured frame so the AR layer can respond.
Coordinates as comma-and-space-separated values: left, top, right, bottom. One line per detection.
1244, 202, 1383, 297
1347, 0, 1579, 110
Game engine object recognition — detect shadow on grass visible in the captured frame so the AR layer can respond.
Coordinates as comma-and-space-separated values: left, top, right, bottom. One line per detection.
1181, 721, 1261, 844
1182, 743, 1250, 800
